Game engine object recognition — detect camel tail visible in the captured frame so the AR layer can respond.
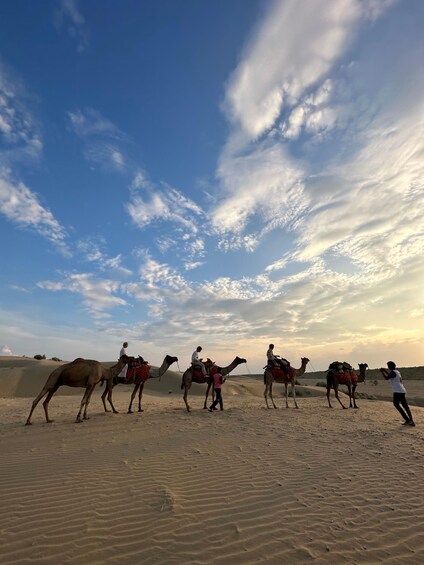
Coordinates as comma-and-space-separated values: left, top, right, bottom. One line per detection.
181, 375, 184, 390
263, 371, 267, 385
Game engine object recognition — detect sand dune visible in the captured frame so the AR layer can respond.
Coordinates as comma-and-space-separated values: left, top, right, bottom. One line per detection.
1, 357, 423, 563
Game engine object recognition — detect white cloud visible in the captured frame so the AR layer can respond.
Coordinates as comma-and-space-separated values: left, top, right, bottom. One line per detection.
54, 0, 89, 53
0, 174, 69, 252
77, 239, 132, 275
126, 175, 207, 258
224, 0, 368, 140
68, 108, 128, 172
68, 108, 123, 139
0, 63, 43, 166
1, 344, 13, 355
213, 139, 306, 241
38, 273, 127, 316
184, 261, 204, 271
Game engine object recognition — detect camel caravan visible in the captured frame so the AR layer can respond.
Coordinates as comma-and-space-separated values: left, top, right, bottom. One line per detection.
25, 347, 369, 425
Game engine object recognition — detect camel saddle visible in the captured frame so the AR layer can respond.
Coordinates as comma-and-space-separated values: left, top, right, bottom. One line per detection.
269, 365, 294, 383
328, 361, 358, 385
126, 356, 150, 383
191, 363, 219, 384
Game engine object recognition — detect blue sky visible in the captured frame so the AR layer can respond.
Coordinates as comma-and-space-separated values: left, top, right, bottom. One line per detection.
1, 0, 423, 372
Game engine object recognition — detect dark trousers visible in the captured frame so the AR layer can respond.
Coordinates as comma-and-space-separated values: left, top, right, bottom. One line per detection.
210, 388, 223, 410
393, 393, 413, 422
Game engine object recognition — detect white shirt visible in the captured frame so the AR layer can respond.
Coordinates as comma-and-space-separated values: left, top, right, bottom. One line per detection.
192, 350, 201, 363
389, 369, 406, 394
119, 347, 127, 359
267, 348, 276, 362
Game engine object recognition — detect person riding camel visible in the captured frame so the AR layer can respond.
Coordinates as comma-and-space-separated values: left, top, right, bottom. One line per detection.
266, 344, 289, 374
192, 346, 207, 377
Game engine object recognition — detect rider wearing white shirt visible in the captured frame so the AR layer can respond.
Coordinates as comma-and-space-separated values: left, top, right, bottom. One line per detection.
192, 346, 207, 376
118, 341, 129, 382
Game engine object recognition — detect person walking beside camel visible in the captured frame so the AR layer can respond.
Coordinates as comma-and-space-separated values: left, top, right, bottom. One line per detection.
208, 371, 225, 412
380, 361, 415, 427
192, 346, 207, 377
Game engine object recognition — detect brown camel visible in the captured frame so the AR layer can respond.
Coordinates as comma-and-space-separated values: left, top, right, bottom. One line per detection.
101, 355, 178, 414
181, 356, 247, 413
264, 357, 310, 409
25, 355, 129, 425
326, 362, 368, 409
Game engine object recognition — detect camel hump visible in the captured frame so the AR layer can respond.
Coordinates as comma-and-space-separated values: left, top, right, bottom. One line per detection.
328, 361, 348, 371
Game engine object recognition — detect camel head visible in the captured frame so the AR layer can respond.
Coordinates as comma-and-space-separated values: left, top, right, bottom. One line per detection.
301, 357, 310, 367
235, 356, 247, 365
165, 355, 178, 366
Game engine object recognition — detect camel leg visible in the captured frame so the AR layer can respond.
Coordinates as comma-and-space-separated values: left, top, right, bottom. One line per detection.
106, 382, 119, 414
264, 380, 271, 409
352, 384, 358, 409
43, 383, 60, 423
334, 384, 347, 409
347, 384, 353, 408
26, 386, 52, 425
183, 380, 192, 413
76, 385, 94, 423
291, 381, 299, 409
269, 382, 277, 409
101, 387, 108, 412
82, 384, 97, 420
285, 383, 289, 408
327, 385, 333, 408
128, 382, 141, 414
203, 381, 212, 409
138, 382, 145, 412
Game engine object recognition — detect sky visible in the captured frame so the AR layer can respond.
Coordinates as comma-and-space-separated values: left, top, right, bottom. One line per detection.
0, 0, 423, 373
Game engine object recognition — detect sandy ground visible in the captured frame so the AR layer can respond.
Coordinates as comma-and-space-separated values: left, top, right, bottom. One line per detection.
1, 357, 424, 564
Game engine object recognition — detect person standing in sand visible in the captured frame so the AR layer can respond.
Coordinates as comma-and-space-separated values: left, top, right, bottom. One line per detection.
380, 361, 415, 427
208, 371, 225, 412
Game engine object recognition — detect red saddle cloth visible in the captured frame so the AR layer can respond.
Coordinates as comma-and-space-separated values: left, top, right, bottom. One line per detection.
270, 366, 294, 382
191, 364, 218, 384
337, 370, 358, 385
126, 363, 150, 383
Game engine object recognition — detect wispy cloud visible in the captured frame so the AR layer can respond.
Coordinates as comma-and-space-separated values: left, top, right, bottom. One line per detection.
38, 272, 127, 317
54, 0, 89, 53
213, 0, 396, 247
0, 173, 69, 253
127, 171, 207, 260
0, 62, 43, 166
77, 238, 132, 275
68, 107, 128, 172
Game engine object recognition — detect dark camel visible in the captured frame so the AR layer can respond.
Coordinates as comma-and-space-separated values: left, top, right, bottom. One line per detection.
264, 357, 309, 409
326, 363, 368, 409
181, 356, 247, 413
101, 355, 178, 414
25, 355, 129, 424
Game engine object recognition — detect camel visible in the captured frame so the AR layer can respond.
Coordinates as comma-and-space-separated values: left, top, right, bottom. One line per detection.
326, 362, 368, 409
25, 355, 129, 425
100, 354, 178, 414
181, 356, 247, 413
264, 357, 310, 409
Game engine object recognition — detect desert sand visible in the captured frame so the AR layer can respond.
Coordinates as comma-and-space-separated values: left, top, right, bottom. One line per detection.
1, 356, 424, 564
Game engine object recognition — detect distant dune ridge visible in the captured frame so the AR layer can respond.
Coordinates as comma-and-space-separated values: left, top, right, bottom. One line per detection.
1, 355, 424, 563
